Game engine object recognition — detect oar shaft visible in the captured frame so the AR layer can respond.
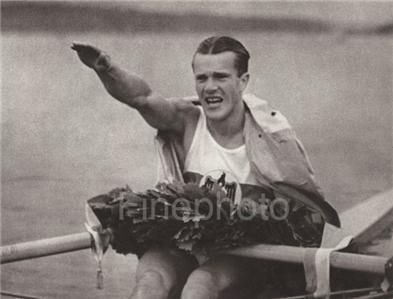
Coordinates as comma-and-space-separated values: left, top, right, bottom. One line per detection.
1, 233, 388, 276
228, 244, 387, 275
1, 232, 91, 264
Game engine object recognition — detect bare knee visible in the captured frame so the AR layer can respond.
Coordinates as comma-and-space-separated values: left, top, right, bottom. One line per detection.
130, 270, 168, 299
130, 247, 198, 299
181, 269, 219, 299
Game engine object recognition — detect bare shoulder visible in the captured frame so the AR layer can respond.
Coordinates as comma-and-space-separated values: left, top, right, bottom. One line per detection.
167, 97, 201, 153
168, 97, 200, 153
137, 93, 200, 133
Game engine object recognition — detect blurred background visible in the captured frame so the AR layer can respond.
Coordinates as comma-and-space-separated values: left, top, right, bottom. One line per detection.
1, 1, 392, 298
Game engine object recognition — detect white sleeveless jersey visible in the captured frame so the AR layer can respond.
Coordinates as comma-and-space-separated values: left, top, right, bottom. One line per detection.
184, 107, 261, 204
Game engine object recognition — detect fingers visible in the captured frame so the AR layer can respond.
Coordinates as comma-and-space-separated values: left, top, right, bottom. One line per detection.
71, 42, 97, 52
71, 42, 88, 52
71, 42, 110, 71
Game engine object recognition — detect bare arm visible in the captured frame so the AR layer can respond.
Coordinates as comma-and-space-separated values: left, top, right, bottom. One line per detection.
71, 43, 191, 132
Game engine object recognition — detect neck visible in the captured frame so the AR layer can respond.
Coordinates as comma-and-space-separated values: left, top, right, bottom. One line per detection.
206, 103, 246, 148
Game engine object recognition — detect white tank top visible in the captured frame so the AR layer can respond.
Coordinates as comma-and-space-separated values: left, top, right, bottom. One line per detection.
184, 108, 259, 204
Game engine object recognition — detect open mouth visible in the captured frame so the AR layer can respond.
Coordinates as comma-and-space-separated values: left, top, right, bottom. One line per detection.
205, 96, 223, 105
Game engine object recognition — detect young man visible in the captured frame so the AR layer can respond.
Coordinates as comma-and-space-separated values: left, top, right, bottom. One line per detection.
73, 36, 339, 299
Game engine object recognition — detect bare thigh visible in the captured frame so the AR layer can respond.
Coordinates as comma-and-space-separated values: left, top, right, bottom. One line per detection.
182, 254, 306, 299
182, 254, 269, 299
130, 246, 198, 299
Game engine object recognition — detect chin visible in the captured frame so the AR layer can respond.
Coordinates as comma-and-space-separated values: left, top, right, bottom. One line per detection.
204, 109, 228, 122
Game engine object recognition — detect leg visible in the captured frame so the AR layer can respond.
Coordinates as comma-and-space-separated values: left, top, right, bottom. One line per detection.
181, 254, 268, 299
130, 246, 198, 299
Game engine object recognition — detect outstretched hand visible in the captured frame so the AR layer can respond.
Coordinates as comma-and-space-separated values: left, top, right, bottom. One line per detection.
71, 42, 111, 72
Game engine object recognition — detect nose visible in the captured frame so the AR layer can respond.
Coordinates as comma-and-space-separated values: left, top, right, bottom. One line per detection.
204, 78, 218, 93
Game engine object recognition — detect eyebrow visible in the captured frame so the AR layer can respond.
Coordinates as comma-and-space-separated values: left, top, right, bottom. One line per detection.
213, 72, 230, 78
195, 71, 231, 79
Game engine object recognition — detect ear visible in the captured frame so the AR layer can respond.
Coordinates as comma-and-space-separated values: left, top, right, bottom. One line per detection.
239, 72, 250, 92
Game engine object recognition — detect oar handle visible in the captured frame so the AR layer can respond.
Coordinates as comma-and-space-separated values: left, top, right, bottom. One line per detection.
1, 232, 92, 264
227, 244, 387, 275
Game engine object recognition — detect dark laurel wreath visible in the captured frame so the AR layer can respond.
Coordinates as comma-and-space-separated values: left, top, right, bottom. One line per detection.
88, 181, 324, 257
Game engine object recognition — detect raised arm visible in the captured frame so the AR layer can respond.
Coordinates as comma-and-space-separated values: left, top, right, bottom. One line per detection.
71, 43, 192, 132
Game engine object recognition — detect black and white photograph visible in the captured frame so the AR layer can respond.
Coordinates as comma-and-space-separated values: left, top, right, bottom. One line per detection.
1, 1, 393, 298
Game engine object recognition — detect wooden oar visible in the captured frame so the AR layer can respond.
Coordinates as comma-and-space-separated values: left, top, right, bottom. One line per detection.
227, 243, 388, 274
1, 201, 102, 264
0, 232, 389, 276
0, 232, 91, 264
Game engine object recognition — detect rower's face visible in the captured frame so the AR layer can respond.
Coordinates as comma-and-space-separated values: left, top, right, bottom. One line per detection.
193, 52, 249, 122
